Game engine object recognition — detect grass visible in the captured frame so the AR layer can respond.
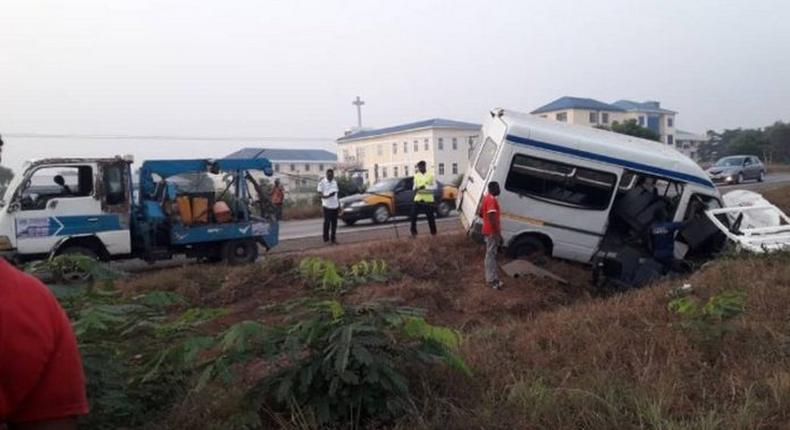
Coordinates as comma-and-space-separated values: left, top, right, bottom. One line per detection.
282, 203, 323, 221
51, 185, 790, 429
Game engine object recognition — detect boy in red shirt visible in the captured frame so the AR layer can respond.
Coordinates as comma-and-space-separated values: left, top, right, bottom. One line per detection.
0, 258, 89, 429
480, 181, 503, 289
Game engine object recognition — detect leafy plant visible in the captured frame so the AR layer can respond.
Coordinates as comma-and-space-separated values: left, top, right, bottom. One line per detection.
299, 257, 393, 293
668, 289, 746, 357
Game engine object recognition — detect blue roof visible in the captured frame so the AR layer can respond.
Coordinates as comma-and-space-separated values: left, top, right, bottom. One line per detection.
612, 100, 676, 114
224, 148, 337, 162
531, 96, 624, 114
337, 118, 481, 142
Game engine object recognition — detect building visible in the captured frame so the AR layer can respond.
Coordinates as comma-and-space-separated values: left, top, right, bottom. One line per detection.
225, 148, 337, 199
531, 96, 677, 146
335, 118, 481, 184
674, 130, 709, 161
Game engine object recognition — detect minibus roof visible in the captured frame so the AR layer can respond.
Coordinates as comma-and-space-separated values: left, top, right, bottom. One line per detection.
496, 109, 714, 188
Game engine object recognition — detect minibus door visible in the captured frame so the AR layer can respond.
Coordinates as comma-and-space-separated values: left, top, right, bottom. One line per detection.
459, 137, 500, 229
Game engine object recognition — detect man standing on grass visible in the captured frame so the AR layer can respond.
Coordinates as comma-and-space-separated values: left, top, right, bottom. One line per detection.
481, 181, 504, 290
410, 160, 437, 237
271, 178, 285, 220
317, 169, 339, 245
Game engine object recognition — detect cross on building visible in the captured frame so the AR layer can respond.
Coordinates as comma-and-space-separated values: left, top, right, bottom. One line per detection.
352, 96, 365, 128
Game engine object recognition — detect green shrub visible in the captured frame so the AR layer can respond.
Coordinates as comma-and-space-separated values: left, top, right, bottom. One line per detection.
668, 289, 746, 359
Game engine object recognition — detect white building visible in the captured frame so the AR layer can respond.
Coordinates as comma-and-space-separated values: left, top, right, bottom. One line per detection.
225, 148, 337, 199
335, 118, 481, 184
674, 130, 709, 161
531, 96, 677, 146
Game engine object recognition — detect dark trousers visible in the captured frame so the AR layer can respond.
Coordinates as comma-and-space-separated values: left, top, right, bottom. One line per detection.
323, 207, 338, 242
410, 202, 437, 236
274, 204, 283, 220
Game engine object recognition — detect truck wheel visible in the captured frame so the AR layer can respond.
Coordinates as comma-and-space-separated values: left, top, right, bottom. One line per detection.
222, 239, 259, 265
372, 205, 390, 224
55, 246, 99, 284
436, 201, 451, 218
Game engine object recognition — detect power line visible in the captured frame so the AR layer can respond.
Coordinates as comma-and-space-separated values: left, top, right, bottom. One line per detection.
2, 132, 336, 143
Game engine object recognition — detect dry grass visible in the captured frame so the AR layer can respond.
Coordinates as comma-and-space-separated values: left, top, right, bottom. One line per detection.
762, 186, 790, 214
116, 185, 790, 429
282, 204, 322, 221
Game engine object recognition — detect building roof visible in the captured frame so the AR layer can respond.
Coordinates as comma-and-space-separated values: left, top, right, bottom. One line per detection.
612, 100, 676, 114
530, 96, 625, 114
492, 108, 713, 188
224, 148, 337, 162
675, 130, 709, 142
337, 118, 481, 143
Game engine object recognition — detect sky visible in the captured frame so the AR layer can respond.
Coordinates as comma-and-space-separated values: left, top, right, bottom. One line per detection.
1, 0, 789, 173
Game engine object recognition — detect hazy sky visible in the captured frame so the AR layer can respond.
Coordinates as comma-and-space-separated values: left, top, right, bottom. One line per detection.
1, 0, 789, 172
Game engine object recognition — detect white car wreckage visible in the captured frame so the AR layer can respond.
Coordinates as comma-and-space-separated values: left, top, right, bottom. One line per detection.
706, 190, 790, 254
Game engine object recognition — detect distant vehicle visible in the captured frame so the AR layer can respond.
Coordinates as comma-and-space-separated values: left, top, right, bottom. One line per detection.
706, 155, 765, 184
339, 177, 457, 225
457, 108, 724, 271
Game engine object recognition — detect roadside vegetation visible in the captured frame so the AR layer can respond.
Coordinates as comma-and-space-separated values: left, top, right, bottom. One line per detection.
32, 185, 790, 429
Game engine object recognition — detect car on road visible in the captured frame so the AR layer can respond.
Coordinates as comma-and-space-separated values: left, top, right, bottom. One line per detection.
706, 155, 766, 185
339, 177, 457, 225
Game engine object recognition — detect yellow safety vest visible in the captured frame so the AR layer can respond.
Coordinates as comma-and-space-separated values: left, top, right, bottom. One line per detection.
413, 171, 436, 203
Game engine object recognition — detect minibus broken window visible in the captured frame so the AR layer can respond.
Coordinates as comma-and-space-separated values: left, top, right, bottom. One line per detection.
505, 154, 616, 210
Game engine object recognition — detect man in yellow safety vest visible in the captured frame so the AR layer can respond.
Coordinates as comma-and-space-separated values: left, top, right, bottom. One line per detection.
410, 160, 437, 237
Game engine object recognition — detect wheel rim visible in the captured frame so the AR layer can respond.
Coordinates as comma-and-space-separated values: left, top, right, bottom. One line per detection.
438, 202, 450, 216
61, 265, 90, 283
374, 206, 388, 223
234, 244, 248, 258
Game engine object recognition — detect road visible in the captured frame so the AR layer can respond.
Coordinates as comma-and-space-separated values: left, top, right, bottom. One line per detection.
116, 173, 790, 273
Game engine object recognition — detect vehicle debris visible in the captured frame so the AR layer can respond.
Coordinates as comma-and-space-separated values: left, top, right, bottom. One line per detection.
501, 259, 569, 284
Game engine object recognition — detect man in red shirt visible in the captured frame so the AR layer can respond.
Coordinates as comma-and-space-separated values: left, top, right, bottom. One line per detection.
0, 258, 89, 428
480, 181, 503, 290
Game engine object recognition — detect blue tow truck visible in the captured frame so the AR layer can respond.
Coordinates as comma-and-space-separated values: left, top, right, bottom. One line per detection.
0, 155, 279, 275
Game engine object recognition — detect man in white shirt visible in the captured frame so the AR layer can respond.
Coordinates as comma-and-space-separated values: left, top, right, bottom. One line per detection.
317, 169, 340, 244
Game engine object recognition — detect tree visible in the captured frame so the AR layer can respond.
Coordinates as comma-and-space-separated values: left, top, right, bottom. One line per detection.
725, 129, 768, 158
0, 166, 13, 198
596, 119, 661, 142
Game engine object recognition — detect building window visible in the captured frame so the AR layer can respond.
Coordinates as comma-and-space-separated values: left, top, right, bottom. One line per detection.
424, 139, 430, 151
452, 163, 458, 175
382, 167, 388, 178
540, 114, 548, 118
505, 154, 616, 210
438, 163, 445, 175
343, 149, 350, 161
452, 138, 458, 150
589, 112, 598, 123
556, 112, 567, 122
438, 138, 444, 150
394, 166, 399, 177
290, 164, 295, 172
667, 135, 674, 146
364, 171, 369, 180
413, 140, 419, 152
304, 164, 310, 172
392, 143, 397, 154
274, 164, 280, 173
638, 116, 645, 126
602, 112, 609, 124
404, 165, 409, 176
377, 144, 383, 156
667, 117, 674, 127
318, 164, 324, 172
403, 142, 408, 153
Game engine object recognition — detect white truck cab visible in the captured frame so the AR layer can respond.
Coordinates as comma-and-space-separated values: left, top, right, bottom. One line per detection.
458, 108, 722, 265
0, 157, 133, 263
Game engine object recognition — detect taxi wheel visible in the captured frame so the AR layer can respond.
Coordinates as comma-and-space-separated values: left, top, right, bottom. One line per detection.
372, 205, 390, 224
436, 201, 451, 218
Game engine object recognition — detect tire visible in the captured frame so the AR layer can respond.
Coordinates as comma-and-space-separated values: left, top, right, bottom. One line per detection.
506, 235, 549, 262
342, 219, 357, 226
55, 246, 99, 284
221, 239, 259, 265
758, 171, 765, 182
372, 205, 390, 224
735, 173, 743, 184
436, 201, 451, 218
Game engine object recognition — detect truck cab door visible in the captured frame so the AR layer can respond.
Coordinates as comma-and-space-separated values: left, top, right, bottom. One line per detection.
97, 160, 132, 255
13, 164, 104, 255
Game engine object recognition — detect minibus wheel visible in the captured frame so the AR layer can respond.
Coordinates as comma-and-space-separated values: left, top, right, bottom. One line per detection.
507, 235, 549, 262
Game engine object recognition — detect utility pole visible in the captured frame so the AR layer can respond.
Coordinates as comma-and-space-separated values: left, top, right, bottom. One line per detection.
352, 96, 365, 128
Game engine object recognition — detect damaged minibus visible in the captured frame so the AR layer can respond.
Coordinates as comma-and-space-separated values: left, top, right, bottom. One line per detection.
458, 108, 725, 286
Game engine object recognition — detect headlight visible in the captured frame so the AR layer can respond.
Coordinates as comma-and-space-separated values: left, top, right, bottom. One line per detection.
350, 201, 368, 208
0, 235, 13, 251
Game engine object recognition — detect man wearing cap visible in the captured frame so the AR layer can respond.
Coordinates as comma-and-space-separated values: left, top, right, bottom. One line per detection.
410, 160, 437, 237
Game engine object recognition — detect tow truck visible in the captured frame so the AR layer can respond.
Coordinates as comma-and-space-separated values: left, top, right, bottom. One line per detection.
0, 155, 278, 276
